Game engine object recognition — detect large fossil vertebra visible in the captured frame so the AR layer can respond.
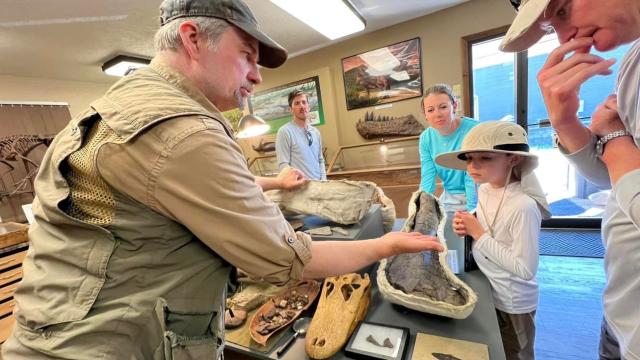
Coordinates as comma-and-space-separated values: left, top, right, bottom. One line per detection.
377, 191, 477, 319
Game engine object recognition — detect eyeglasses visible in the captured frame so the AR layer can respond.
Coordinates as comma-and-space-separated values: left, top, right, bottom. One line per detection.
509, 0, 521, 11
306, 130, 313, 146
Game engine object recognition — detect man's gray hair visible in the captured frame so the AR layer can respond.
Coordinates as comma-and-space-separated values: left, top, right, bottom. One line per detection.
154, 17, 230, 52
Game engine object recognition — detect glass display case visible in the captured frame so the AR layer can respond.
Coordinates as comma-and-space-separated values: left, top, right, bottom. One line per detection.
326, 136, 428, 218
247, 154, 279, 177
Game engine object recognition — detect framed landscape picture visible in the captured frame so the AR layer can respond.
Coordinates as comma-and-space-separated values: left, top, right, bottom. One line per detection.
342, 37, 423, 110
248, 76, 325, 134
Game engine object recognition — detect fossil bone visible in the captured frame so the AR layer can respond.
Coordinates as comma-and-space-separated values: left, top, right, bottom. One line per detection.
373, 186, 396, 233
306, 273, 371, 359
377, 191, 478, 319
432, 353, 463, 360
224, 308, 247, 329
366, 334, 381, 347
305, 226, 332, 236
331, 227, 349, 236
249, 280, 320, 345
266, 180, 378, 225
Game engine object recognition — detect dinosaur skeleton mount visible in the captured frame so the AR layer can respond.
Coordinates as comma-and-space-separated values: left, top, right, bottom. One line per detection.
0, 134, 54, 200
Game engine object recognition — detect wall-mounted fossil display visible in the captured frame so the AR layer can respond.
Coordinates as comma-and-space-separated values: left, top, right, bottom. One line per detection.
356, 112, 424, 139
251, 138, 276, 153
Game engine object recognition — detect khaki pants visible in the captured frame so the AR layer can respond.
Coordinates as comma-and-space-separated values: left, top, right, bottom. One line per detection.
496, 309, 536, 360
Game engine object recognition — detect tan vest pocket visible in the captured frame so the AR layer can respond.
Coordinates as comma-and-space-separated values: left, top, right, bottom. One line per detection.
154, 298, 223, 360
163, 332, 220, 360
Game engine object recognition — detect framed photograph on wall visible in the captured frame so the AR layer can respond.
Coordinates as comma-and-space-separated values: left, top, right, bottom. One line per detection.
248, 76, 325, 135
342, 37, 423, 111
344, 321, 409, 360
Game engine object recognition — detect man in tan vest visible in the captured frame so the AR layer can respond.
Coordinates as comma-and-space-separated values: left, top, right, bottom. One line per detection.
2, 0, 443, 358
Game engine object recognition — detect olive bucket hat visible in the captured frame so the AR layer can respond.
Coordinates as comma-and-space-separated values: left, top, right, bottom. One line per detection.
500, 0, 552, 52
159, 0, 288, 68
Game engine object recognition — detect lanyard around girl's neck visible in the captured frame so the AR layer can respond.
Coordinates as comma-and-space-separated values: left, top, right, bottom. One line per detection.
477, 166, 513, 238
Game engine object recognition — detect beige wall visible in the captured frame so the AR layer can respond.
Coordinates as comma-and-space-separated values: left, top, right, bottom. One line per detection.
0, 75, 112, 118
242, 0, 514, 164
1, 0, 515, 164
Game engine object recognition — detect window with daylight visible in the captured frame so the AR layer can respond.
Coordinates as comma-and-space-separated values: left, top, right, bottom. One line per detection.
465, 30, 632, 223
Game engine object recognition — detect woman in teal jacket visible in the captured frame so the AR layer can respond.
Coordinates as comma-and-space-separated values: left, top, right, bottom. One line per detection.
419, 83, 478, 211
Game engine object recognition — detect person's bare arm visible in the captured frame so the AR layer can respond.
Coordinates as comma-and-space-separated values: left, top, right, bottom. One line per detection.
537, 37, 616, 152
302, 231, 444, 279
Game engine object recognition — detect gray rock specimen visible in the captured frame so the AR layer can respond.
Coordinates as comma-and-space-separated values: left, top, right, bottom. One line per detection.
266, 180, 377, 225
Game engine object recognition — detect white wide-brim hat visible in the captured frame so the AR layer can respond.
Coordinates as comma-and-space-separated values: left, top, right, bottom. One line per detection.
500, 0, 551, 52
435, 121, 538, 175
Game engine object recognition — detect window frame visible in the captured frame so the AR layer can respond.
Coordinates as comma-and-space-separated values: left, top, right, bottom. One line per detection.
462, 28, 602, 228
462, 26, 532, 129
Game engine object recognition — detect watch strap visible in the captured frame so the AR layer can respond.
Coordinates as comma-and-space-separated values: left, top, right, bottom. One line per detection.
596, 130, 632, 157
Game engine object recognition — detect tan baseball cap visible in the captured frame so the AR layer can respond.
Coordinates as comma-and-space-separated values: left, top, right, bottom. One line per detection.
159, 0, 288, 68
435, 121, 538, 174
500, 0, 551, 52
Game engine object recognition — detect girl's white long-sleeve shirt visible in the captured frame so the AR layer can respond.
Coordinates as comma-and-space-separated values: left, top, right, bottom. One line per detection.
473, 181, 542, 314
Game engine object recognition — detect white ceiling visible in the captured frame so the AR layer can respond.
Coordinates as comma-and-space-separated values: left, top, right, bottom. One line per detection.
0, 0, 467, 84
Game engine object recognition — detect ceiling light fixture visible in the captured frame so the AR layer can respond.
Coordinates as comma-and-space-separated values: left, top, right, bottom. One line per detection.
270, 0, 365, 40
236, 114, 270, 138
102, 55, 150, 77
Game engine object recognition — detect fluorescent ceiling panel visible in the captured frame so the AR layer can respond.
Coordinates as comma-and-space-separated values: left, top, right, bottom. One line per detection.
270, 0, 365, 40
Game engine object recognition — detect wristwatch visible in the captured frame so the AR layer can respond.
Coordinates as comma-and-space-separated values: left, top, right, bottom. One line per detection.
595, 130, 632, 158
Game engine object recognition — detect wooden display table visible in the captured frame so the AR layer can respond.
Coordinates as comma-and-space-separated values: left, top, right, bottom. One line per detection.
225, 215, 505, 360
